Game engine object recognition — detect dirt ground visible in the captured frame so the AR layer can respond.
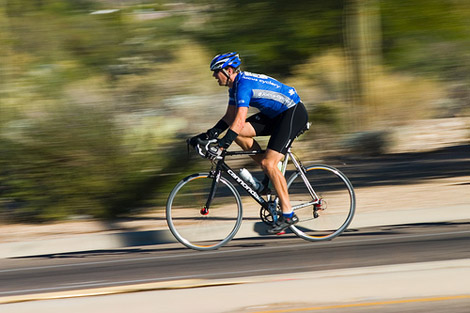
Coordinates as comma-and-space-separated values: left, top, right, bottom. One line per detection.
1, 118, 469, 243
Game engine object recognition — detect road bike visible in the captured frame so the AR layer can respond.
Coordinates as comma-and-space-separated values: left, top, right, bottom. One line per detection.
166, 126, 356, 250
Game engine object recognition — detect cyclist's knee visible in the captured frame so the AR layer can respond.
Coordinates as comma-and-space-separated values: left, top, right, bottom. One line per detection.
261, 149, 283, 169
260, 157, 277, 172
235, 136, 252, 150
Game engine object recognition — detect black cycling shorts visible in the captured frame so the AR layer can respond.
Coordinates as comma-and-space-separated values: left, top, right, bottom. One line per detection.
246, 102, 309, 154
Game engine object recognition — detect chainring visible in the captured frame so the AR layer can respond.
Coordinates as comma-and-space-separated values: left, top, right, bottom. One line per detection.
260, 205, 281, 225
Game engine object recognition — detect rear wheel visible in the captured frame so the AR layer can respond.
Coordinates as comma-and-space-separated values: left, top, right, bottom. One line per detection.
166, 173, 242, 250
287, 165, 355, 241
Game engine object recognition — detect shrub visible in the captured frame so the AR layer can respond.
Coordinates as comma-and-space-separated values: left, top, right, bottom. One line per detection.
0, 103, 191, 222
340, 130, 391, 156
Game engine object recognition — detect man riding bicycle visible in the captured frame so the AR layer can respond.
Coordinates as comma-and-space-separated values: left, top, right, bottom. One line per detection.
190, 52, 309, 234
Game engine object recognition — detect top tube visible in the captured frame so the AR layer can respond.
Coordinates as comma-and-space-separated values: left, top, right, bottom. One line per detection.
224, 150, 265, 156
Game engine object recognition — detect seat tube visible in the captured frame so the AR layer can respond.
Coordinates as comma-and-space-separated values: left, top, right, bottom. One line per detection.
280, 149, 290, 175
289, 152, 319, 200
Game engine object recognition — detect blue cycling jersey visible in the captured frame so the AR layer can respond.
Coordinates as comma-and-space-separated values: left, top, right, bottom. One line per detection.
228, 71, 301, 118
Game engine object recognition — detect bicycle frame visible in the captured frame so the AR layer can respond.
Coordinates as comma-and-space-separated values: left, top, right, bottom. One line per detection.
205, 150, 266, 211
205, 148, 321, 212
169, 130, 355, 249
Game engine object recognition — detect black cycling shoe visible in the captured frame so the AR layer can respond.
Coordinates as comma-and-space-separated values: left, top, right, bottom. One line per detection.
267, 213, 299, 234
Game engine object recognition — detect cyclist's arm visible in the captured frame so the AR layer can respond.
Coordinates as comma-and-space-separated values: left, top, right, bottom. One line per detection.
229, 106, 248, 134
221, 103, 237, 125
217, 105, 248, 149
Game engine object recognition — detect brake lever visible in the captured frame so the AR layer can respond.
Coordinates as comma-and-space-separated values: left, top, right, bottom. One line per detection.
204, 139, 218, 153
195, 138, 217, 158
196, 143, 205, 158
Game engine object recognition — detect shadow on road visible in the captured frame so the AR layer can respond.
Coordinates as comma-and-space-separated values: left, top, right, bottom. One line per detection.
326, 144, 469, 188
15, 220, 469, 260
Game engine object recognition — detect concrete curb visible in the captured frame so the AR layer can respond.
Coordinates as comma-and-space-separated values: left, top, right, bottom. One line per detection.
0, 279, 233, 305
1, 205, 469, 259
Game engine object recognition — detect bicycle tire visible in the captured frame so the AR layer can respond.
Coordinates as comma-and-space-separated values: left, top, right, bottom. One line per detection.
166, 173, 243, 250
286, 165, 355, 241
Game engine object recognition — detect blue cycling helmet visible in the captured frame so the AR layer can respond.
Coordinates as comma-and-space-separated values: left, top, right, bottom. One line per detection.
210, 52, 241, 71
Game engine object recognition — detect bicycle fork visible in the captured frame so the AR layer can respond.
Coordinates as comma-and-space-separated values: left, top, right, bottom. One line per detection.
201, 170, 222, 215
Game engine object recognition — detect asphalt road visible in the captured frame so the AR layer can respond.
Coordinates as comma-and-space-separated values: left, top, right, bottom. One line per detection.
1, 220, 469, 298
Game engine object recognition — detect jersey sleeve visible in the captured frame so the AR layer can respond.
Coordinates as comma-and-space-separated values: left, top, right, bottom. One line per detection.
234, 80, 252, 108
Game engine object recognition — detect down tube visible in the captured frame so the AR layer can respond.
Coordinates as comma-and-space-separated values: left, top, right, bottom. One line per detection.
220, 163, 268, 207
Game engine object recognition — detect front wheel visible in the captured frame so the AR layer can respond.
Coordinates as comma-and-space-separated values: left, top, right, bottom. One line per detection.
166, 173, 243, 250
287, 165, 355, 241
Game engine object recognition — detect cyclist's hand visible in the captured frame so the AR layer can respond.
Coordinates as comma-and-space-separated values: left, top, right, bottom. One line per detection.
188, 133, 208, 147
206, 144, 223, 160
205, 127, 219, 140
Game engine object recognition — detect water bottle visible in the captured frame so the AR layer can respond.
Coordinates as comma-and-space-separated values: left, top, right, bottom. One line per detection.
239, 168, 262, 191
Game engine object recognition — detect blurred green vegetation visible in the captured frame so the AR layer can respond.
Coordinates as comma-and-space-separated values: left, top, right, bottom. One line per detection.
0, 101, 193, 221
381, 0, 470, 79
0, 0, 468, 222
193, 0, 345, 76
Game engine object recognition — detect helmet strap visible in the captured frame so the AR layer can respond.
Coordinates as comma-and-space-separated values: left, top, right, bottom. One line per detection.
222, 68, 231, 86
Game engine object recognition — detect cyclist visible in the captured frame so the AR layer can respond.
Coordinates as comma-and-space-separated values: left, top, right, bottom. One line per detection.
190, 52, 309, 234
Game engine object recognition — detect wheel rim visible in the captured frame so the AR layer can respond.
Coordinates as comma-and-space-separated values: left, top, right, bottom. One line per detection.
287, 165, 355, 241
166, 174, 242, 250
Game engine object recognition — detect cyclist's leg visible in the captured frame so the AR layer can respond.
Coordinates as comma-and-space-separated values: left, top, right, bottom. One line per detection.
234, 122, 264, 164
235, 113, 271, 164
260, 149, 291, 213
268, 102, 309, 153
263, 102, 309, 213
233, 120, 257, 149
